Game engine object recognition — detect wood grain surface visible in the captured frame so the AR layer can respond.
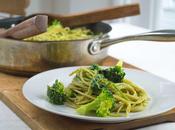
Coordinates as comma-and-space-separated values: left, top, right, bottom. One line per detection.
0, 56, 175, 130
57, 3, 140, 27
0, 0, 30, 15
33, 3, 140, 27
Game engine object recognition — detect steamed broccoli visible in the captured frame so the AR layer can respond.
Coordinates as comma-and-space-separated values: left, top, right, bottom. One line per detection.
99, 60, 125, 83
89, 64, 102, 72
47, 80, 66, 105
76, 88, 115, 117
89, 64, 104, 95
47, 20, 62, 31
91, 74, 110, 96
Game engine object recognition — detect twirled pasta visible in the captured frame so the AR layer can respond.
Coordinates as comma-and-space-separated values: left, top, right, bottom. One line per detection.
65, 67, 149, 117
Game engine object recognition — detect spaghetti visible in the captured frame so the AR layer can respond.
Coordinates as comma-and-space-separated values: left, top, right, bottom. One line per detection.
24, 20, 94, 41
65, 66, 149, 117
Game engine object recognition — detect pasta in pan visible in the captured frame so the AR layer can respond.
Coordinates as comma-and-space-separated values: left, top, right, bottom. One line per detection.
24, 20, 95, 41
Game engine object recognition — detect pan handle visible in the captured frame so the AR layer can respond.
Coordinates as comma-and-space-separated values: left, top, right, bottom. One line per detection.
88, 30, 175, 55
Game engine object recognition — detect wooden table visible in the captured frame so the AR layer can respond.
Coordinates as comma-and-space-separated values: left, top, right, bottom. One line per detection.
0, 57, 175, 130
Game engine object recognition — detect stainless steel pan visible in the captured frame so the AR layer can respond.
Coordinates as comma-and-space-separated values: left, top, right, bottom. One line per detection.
0, 22, 175, 76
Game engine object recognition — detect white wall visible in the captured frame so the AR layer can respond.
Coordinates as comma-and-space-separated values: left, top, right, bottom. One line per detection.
52, 0, 70, 14
129, 0, 161, 29
26, 0, 53, 14
26, 0, 113, 15
69, 0, 112, 13
26, 0, 160, 29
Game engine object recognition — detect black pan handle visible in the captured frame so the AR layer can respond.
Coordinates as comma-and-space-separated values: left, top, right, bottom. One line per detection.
0, 16, 25, 29
88, 30, 175, 55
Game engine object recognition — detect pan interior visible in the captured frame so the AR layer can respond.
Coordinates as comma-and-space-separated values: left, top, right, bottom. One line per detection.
83, 22, 112, 35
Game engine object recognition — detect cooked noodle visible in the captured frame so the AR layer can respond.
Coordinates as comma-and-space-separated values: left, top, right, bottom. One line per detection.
65, 67, 149, 116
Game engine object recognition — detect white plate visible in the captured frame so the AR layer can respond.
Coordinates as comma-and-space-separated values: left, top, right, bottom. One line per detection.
22, 67, 175, 123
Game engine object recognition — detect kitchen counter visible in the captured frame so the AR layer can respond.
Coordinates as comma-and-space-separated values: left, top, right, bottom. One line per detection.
0, 23, 175, 130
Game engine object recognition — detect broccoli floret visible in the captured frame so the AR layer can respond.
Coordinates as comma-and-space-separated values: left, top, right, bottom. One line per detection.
96, 100, 113, 117
89, 64, 102, 72
91, 74, 106, 96
47, 80, 66, 105
100, 61, 125, 83
48, 20, 62, 31
90, 64, 106, 95
76, 88, 115, 117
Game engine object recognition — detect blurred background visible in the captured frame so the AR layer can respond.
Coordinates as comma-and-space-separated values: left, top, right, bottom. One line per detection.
1, 0, 175, 30
26, 0, 175, 30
